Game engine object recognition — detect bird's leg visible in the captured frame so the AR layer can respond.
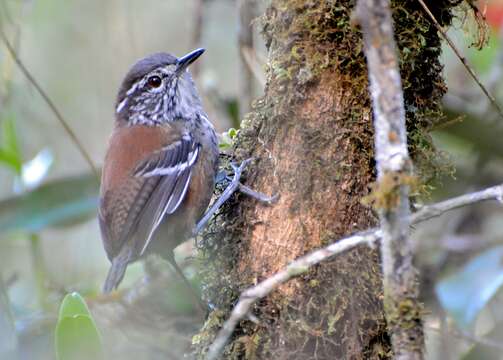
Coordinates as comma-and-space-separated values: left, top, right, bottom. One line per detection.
163, 251, 207, 314
193, 158, 277, 236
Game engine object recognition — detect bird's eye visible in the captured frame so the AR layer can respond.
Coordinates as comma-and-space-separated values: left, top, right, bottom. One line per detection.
147, 76, 162, 88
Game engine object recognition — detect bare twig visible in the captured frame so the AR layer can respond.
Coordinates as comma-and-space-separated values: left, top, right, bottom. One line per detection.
410, 184, 503, 228
0, 0, 27, 107
205, 181, 503, 359
29, 233, 50, 310
0, 275, 17, 357
191, 0, 204, 78
417, 0, 503, 121
485, 25, 503, 94
412, 183, 503, 223
426, 321, 503, 352
357, 0, 422, 358
205, 230, 381, 360
0, 27, 100, 180
238, 0, 257, 118
241, 46, 266, 87
455, 328, 503, 351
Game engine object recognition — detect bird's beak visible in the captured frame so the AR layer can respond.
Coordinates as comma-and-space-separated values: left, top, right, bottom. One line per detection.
176, 48, 205, 76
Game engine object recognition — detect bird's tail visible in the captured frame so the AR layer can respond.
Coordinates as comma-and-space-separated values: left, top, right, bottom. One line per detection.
103, 258, 128, 294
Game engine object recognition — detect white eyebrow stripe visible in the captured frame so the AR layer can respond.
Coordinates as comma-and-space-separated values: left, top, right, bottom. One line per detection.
116, 98, 128, 113
126, 82, 139, 95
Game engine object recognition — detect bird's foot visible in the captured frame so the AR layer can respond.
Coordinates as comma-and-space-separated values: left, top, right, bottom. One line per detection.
193, 158, 277, 236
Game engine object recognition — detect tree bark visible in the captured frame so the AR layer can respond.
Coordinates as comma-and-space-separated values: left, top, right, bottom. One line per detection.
196, 1, 460, 359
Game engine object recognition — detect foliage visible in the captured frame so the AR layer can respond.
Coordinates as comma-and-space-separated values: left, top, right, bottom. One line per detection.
55, 292, 103, 360
0, 115, 22, 175
0, 173, 98, 233
218, 127, 239, 151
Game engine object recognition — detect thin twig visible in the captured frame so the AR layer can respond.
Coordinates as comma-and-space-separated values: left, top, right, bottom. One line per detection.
205, 230, 381, 360
0, 28, 100, 180
411, 183, 503, 223
417, 0, 503, 121
238, 0, 257, 118
0, 275, 17, 354
206, 182, 503, 360
191, 0, 204, 78
456, 328, 503, 351
241, 46, 266, 87
0, 0, 26, 107
426, 322, 503, 352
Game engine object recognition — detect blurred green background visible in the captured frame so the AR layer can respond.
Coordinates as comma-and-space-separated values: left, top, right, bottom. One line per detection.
0, 1, 258, 358
2, 0, 503, 359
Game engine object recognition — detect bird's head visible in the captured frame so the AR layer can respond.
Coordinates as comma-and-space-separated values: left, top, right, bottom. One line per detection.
115, 48, 205, 126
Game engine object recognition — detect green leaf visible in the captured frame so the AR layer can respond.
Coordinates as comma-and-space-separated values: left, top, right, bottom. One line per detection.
55, 315, 103, 360
2, 115, 19, 157
0, 172, 99, 234
227, 127, 238, 139
0, 148, 22, 174
0, 115, 22, 174
218, 128, 240, 151
55, 293, 103, 360
58, 292, 92, 319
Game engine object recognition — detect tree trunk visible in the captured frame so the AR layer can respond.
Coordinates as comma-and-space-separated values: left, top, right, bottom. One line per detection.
195, 1, 460, 358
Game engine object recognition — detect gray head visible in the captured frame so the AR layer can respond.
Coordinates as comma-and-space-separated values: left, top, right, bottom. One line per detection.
115, 49, 205, 126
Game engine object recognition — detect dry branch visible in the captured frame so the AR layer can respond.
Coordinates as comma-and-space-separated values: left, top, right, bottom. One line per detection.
237, 0, 257, 118
205, 230, 381, 360
411, 183, 503, 223
356, 0, 423, 358
417, 0, 503, 120
191, 0, 204, 78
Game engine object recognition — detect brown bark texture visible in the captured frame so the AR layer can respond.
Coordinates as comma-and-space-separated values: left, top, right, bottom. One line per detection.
196, 1, 460, 359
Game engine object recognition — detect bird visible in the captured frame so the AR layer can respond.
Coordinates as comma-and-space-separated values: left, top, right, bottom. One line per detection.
99, 49, 219, 294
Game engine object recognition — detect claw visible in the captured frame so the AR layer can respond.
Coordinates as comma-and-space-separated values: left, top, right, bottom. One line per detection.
194, 157, 275, 236
239, 183, 279, 205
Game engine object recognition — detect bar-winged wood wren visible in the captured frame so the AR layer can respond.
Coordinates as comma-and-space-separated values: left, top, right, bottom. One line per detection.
99, 49, 219, 294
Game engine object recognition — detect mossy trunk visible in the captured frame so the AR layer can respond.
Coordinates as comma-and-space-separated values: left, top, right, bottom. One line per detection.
195, 1, 459, 359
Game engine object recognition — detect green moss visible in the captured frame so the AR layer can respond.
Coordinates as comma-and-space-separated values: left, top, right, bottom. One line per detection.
383, 296, 424, 352
363, 172, 419, 211
260, 0, 459, 189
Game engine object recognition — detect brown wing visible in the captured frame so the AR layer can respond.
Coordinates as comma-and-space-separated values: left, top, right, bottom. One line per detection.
99, 125, 199, 262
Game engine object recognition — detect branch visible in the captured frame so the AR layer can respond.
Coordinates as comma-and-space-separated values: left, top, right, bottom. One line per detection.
205, 230, 381, 360
237, 0, 257, 118
356, 0, 422, 358
0, 26, 100, 180
240, 46, 266, 88
417, 0, 503, 121
426, 322, 503, 352
205, 182, 503, 360
411, 183, 503, 223
190, 0, 204, 78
